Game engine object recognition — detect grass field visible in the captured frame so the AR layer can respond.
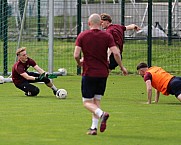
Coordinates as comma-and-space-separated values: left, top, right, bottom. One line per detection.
0, 75, 181, 145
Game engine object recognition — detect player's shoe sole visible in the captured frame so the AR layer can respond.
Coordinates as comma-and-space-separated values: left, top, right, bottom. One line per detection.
100, 112, 109, 132
86, 128, 97, 135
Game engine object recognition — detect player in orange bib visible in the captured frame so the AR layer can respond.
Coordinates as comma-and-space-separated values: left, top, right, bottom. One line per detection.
137, 62, 181, 104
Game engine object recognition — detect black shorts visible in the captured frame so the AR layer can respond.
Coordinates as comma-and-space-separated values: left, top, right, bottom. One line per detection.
109, 53, 122, 70
15, 81, 40, 96
168, 77, 181, 97
81, 76, 107, 99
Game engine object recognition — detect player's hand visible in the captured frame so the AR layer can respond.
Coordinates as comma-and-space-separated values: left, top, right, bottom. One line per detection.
39, 73, 45, 80
42, 72, 57, 78
120, 67, 128, 76
79, 57, 84, 67
134, 25, 141, 31
35, 72, 47, 81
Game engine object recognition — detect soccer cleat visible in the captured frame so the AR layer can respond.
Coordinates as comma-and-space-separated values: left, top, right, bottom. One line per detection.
86, 128, 97, 135
100, 112, 109, 132
53, 90, 57, 95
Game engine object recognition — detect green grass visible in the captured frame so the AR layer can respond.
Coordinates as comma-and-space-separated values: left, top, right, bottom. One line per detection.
0, 75, 181, 145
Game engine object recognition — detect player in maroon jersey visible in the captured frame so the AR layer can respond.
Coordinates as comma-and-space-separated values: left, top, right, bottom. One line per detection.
74, 13, 128, 135
100, 13, 140, 71
12, 47, 58, 97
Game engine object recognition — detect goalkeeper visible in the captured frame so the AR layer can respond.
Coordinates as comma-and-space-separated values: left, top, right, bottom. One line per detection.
12, 47, 58, 96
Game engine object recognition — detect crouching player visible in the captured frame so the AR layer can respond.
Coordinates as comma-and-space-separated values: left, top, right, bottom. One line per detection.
137, 62, 181, 104
12, 47, 58, 96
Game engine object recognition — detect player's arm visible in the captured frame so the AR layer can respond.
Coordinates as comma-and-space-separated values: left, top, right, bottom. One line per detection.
20, 72, 37, 80
107, 48, 112, 61
34, 65, 45, 74
154, 89, 160, 103
74, 46, 82, 67
145, 80, 152, 104
125, 24, 141, 31
109, 46, 128, 75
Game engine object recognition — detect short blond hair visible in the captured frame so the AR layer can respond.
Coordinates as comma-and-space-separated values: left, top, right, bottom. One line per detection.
16, 47, 26, 56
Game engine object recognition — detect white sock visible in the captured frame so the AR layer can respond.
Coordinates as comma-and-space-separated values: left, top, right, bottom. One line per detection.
91, 117, 99, 129
51, 85, 58, 91
95, 108, 103, 118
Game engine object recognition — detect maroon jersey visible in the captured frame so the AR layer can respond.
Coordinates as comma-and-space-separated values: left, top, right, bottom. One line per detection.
76, 29, 116, 77
106, 24, 126, 53
12, 58, 36, 85
144, 72, 152, 82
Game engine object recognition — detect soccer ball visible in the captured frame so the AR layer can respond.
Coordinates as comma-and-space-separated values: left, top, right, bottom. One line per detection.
0, 76, 4, 84
58, 68, 67, 76
56, 89, 67, 99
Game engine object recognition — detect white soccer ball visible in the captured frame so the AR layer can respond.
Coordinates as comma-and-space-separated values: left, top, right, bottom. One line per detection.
0, 76, 4, 84
56, 89, 68, 99
58, 68, 67, 76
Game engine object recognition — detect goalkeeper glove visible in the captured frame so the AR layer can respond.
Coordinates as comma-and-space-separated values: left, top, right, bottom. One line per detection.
35, 72, 47, 81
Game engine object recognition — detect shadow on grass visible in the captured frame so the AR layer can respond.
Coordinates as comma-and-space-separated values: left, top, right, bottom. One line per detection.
163, 102, 181, 105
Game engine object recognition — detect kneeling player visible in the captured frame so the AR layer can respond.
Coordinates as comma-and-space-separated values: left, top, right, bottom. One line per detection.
12, 47, 58, 96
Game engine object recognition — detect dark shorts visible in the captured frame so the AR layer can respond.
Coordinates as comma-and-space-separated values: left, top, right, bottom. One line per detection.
109, 53, 122, 70
168, 77, 181, 97
15, 81, 40, 96
81, 76, 107, 99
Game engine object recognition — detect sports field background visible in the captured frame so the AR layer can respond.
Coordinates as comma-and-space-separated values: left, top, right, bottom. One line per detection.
0, 1, 181, 144
0, 1, 181, 75
0, 75, 181, 145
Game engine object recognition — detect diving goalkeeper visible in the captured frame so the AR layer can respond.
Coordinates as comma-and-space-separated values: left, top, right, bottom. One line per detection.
12, 47, 58, 96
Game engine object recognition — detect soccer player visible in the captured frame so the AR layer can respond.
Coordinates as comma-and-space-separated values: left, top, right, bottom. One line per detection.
100, 13, 141, 71
74, 13, 128, 135
12, 47, 58, 97
137, 62, 181, 104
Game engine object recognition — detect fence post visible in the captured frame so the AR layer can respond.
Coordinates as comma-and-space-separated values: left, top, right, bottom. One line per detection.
76, 0, 81, 75
147, 0, 152, 67
120, 0, 125, 25
3, 0, 8, 75
48, 0, 54, 74
37, 0, 41, 41
0, 1, 2, 39
168, 0, 172, 45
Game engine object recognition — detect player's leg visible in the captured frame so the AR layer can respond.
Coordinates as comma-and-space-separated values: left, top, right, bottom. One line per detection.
109, 53, 122, 72
95, 78, 109, 133
15, 81, 39, 96
82, 76, 109, 135
81, 76, 103, 135
82, 76, 104, 114
168, 77, 181, 102
28, 72, 58, 95
44, 80, 58, 95
87, 96, 102, 135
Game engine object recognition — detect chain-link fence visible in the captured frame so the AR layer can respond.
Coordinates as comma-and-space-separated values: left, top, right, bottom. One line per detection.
0, 0, 180, 76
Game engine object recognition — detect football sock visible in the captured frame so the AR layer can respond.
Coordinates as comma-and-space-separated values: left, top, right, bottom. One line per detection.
51, 85, 58, 91
91, 117, 99, 129
95, 108, 103, 118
